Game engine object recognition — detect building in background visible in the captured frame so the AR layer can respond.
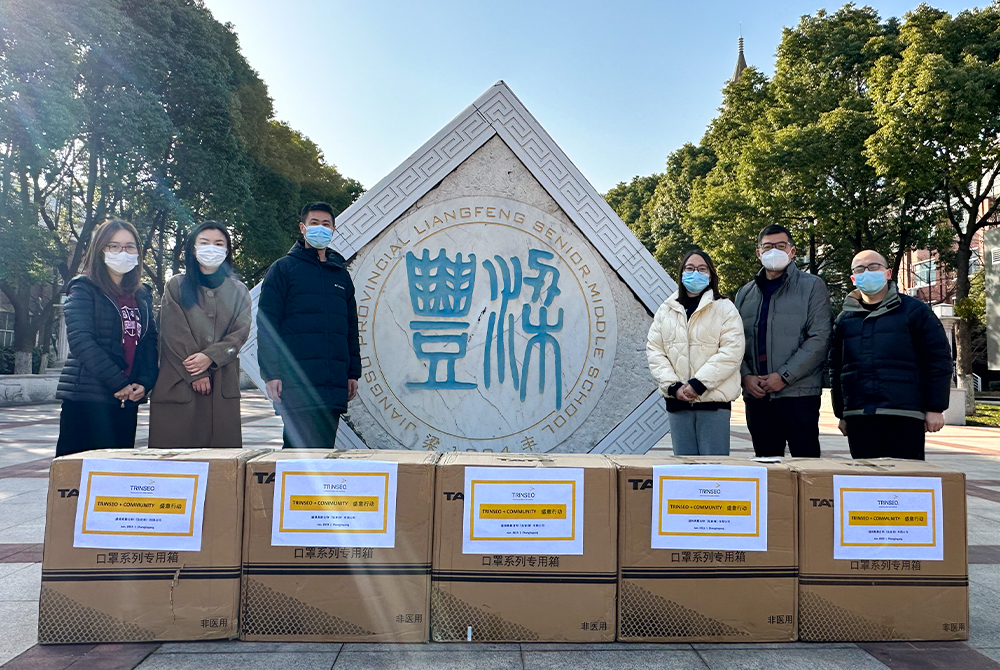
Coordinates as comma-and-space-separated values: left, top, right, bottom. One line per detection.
896, 227, 988, 305
895, 170, 1000, 307
893, 190, 999, 392
732, 34, 748, 83
0, 288, 13, 347
986, 227, 1000, 375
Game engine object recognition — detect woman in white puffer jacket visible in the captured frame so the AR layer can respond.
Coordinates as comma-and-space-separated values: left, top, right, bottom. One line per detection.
647, 250, 745, 455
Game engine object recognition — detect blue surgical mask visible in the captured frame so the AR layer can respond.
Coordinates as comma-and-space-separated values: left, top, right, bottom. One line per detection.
854, 270, 888, 296
681, 271, 711, 294
304, 225, 333, 249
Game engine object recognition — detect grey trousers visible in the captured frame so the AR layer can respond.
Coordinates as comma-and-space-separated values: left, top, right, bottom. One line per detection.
668, 408, 732, 456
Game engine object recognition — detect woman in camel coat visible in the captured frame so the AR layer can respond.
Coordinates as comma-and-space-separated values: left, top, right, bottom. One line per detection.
148, 221, 252, 448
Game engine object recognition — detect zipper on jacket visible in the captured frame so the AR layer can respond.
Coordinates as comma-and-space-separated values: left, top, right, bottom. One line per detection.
677, 294, 711, 390
139, 300, 149, 342
685, 305, 693, 383
103, 293, 126, 347
685, 296, 710, 381
751, 295, 763, 377
765, 273, 792, 380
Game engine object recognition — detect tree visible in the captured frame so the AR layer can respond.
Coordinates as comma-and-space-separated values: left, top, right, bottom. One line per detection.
738, 6, 945, 300
0, 0, 82, 372
954, 268, 987, 376
238, 120, 363, 282
867, 4, 1000, 410
622, 6, 947, 303
643, 143, 714, 274
605, 174, 661, 252
684, 67, 775, 294
0, 0, 363, 373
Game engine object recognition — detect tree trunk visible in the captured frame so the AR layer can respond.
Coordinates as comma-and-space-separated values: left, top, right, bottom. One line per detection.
1, 281, 55, 376
954, 317, 975, 416
37, 309, 55, 374
13, 351, 32, 375
953, 236, 975, 415
891, 225, 909, 279
7, 284, 35, 374
809, 230, 817, 274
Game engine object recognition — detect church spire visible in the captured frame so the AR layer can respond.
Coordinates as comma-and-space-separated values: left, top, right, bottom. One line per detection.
732, 29, 747, 83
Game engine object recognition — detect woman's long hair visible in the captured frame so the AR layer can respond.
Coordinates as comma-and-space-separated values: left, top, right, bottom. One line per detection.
81, 219, 143, 297
180, 221, 234, 308
677, 249, 723, 300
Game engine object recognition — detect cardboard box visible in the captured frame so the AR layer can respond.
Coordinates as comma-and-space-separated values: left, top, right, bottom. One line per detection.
39, 448, 261, 643
613, 456, 798, 642
792, 458, 968, 641
432, 453, 617, 642
241, 450, 437, 642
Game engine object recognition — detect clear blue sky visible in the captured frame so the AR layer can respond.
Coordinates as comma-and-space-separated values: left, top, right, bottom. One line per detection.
202, 0, 980, 194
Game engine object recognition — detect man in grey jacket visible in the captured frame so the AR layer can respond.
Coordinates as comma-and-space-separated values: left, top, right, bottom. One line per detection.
734, 224, 832, 457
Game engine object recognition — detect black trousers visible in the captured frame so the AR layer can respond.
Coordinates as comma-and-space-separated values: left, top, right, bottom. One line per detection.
744, 395, 822, 457
845, 414, 925, 460
282, 407, 341, 449
56, 400, 139, 457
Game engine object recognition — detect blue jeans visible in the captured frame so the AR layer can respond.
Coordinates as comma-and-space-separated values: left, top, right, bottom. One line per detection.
668, 408, 732, 456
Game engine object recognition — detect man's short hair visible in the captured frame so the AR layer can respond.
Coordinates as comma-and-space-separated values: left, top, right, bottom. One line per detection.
757, 224, 795, 248
299, 202, 336, 222
853, 249, 889, 268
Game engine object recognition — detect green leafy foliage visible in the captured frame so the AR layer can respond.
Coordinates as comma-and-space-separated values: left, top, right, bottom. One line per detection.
603, 1, 998, 329
0, 0, 362, 367
866, 4, 1000, 376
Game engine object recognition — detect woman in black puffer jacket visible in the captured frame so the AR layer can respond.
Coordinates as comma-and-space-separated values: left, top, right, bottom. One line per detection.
55, 220, 158, 456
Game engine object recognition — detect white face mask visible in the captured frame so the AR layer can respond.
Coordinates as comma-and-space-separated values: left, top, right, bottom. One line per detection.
760, 248, 791, 272
195, 245, 228, 271
104, 250, 139, 275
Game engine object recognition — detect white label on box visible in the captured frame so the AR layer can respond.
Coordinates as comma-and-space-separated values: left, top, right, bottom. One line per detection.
833, 475, 944, 560
73, 458, 210, 551
462, 467, 584, 555
651, 464, 768, 552
270, 459, 398, 548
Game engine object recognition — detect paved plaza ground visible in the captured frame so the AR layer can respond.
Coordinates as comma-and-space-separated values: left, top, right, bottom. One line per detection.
0, 390, 998, 669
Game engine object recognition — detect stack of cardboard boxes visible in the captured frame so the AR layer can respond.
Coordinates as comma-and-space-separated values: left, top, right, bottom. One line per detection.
39, 449, 261, 643
792, 459, 968, 641
38, 449, 969, 644
431, 453, 617, 642
241, 450, 437, 642
614, 456, 798, 642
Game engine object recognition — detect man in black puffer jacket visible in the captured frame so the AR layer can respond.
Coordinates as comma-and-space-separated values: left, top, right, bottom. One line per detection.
831, 250, 952, 460
258, 202, 361, 448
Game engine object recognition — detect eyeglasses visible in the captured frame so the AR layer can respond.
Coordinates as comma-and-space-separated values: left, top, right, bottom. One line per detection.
852, 262, 886, 275
104, 243, 138, 254
683, 266, 711, 275
760, 241, 791, 252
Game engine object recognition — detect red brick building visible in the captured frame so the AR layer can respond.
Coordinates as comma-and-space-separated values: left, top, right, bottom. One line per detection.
896, 202, 992, 304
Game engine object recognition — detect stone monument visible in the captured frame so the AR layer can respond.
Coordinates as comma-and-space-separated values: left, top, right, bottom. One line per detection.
241, 82, 675, 454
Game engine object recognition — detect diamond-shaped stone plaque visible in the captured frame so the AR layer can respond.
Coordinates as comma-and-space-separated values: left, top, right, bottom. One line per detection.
242, 82, 675, 454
